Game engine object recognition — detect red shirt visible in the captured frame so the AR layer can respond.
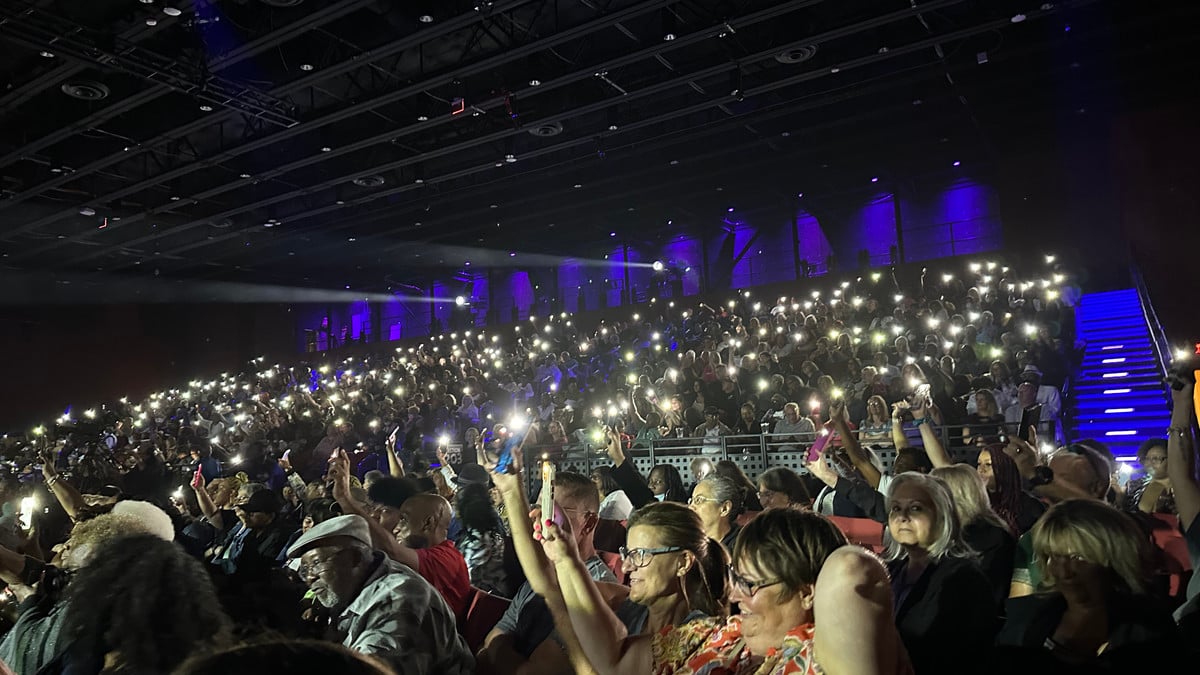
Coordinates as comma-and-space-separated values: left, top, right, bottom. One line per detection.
416, 539, 471, 618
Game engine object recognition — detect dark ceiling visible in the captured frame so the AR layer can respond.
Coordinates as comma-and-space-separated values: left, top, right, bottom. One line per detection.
0, 0, 1197, 296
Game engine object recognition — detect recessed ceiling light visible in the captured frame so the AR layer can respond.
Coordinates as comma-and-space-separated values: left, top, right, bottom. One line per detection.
139, 0, 153, 4
417, 114, 429, 121
239, 173, 251, 179
608, 124, 618, 131
489, 204, 498, 209
419, 14, 433, 23
573, 183, 582, 188
529, 79, 541, 86
170, 196, 181, 201
145, 18, 158, 25
199, 104, 213, 111
39, 51, 54, 58
414, 178, 424, 184
299, 63, 313, 71
263, 222, 275, 228
321, 146, 332, 152
504, 154, 517, 163
663, 33, 675, 41
347, 237, 356, 242
162, 6, 182, 16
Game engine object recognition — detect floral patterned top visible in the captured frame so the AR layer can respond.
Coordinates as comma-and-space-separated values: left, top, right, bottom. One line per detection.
651, 616, 821, 675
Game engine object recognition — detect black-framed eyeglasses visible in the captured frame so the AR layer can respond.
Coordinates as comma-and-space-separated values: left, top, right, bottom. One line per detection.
618, 546, 683, 568
727, 565, 782, 598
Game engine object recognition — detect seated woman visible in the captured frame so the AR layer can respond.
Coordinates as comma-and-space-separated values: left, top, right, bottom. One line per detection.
688, 475, 744, 552
964, 389, 1006, 446
1118, 438, 1175, 515
539, 505, 910, 674
931, 464, 1015, 609
884, 472, 997, 675
994, 499, 1184, 672
859, 395, 894, 446
756, 466, 811, 511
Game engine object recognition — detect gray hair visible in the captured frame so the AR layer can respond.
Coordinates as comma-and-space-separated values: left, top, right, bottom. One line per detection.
697, 475, 744, 522
883, 472, 977, 562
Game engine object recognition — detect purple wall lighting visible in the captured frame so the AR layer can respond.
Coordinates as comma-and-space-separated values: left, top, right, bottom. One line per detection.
509, 270, 534, 320
349, 300, 369, 341
661, 235, 703, 296
795, 210, 833, 275
900, 178, 1002, 261
432, 281, 452, 328
558, 259, 584, 312
730, 219, 795, 288
854, 193, 900, 266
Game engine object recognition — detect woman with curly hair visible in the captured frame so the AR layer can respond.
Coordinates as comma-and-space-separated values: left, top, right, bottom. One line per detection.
455, 482, 511, 597
54, 534, 233, 674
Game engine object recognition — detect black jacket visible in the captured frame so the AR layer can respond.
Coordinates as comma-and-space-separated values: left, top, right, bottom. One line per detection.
992, 592, 1185, 674
888, 555, 997, 675
962, 519, 1016, 610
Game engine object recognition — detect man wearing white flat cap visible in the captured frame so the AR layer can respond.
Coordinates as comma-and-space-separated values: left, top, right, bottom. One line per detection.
287, 514, 473, 674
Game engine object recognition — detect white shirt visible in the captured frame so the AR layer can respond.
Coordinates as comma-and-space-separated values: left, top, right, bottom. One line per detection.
598, 490, 634, 520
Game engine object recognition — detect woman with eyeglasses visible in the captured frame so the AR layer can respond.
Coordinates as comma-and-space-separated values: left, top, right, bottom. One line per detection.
993, 499, 1184, 672
688, 475, 744, 551
883, 472, 995, 675
756, 466, 811, 511
1116, 438, 1176, 515
531, 500, 909, 674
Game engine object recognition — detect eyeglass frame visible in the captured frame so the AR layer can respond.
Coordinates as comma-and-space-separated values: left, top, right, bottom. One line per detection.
299, 547, 353, 580
726, 564, 783, 598
687, 495, 726, 506
618, 546, 683, 568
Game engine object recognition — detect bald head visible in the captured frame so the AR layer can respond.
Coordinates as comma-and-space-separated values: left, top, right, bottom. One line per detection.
398, 493, 451, 549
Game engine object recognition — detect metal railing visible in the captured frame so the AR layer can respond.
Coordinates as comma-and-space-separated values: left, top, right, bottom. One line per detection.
518, 420, 1059, 484
1132, 264, 1174, 389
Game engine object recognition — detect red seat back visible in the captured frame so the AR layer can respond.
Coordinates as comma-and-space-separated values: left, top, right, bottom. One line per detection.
594, 518, 627, 554
600, 550, 627, 585
461, 587, 512, 652
1147, 513, 1193, 597
827, 515, 885, 553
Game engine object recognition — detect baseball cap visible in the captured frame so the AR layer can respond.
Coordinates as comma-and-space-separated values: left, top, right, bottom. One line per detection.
237, 490, 283, 514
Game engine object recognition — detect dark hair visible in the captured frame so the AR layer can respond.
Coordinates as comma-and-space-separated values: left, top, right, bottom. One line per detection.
981, 443, 1022, 534
714, 460, 759, 504
894, 447, 934, 474
366, 476, 419, 509
732, 510, 847, 602
303, 498, 342, 525
757, 467, 811, 506
64, 535, 232, 673
627, 502, 728, 616
456, 482, 504, 535
648, 464, 688, 503
415, 476, 438, 493
174, 639, 393, 675
591, 465, 622, 496
1136, 438, 1168, 465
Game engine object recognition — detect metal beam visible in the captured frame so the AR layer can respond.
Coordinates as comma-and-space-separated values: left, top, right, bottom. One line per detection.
3, 0, 682, 250
39, 0, 832, 266
0, 0, 379, 170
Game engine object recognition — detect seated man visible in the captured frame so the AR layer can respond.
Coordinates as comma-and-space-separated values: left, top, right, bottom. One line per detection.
477, 471, 643, 675
209, 489, 290, 580
327, 452, 470, 617
287, 514, 473, 674
771, 402, 816, 452
1003, 375, 1058, 430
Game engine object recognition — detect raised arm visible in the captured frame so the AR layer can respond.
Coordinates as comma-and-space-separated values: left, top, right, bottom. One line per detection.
605, 428, 655, 508
386, 428, 406, 478
912, 401, 952, 469
830, 400, 880, 489
40, 452, 86, 522
189, 470, 226, 531
1168, 383, 1199, 531
328, 449, 419, 569
890, 402, 912, 450
813, 547, 906, 675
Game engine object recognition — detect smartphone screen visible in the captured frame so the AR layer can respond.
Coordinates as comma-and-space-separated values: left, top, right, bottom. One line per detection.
541, 461, 556, 521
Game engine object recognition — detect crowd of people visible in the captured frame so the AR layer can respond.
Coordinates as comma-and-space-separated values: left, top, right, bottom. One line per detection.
0, 254, 1195, 674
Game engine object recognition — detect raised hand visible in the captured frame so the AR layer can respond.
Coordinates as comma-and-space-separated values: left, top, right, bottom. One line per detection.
537, 516, 582, 569
890, 400, 910, 421
190, 465, 206, 491
327, 448, 353, 504
491, 447, 524, 496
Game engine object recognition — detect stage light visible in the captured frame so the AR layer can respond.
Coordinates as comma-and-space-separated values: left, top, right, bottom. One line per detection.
652, 260, 664, 272
455, 296, 466, 306
1045, 254, 1056, 264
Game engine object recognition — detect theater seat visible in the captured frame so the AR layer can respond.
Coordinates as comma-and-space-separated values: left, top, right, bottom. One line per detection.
827, 515, 885, 553
600, 550, 626, 584
736, 510, 761, 527
1147, 513, 1193, 598
461, 587, 512, 652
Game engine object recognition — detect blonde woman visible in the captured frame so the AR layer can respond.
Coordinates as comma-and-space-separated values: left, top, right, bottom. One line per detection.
995, 499, 1183, 670
931, 464, 1015, 608
964, 389, 1005, 446
859, 395, 893, 445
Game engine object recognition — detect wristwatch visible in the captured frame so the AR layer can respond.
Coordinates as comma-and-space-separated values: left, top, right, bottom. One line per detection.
1029, 465, 1054, 487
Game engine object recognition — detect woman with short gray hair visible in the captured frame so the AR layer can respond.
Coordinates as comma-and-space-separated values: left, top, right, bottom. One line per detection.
687, 474, 744, 551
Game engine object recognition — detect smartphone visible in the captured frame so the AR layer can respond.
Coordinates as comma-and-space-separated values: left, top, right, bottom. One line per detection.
910, 383, 932, 407
1018, 404, 1042, 442
540, 460, 556, 522
493, 432, 520, 474
19, 497, 34, 530
805, 444, 822, 464
193, 464, 203, 484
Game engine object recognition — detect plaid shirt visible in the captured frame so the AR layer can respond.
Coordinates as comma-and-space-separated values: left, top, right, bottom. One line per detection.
333, 553, 474, 674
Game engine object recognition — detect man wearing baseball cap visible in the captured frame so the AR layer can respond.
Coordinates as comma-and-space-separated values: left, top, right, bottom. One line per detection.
287, 514, 473, 674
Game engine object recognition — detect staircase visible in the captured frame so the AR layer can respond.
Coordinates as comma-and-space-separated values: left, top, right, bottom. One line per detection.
1070, 289, 1171, 461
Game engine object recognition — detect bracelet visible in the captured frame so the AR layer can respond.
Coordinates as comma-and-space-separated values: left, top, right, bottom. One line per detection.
913, 417, 929, 426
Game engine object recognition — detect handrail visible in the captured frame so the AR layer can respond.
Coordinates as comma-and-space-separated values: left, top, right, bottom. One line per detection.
1131, 264, 1173, 394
